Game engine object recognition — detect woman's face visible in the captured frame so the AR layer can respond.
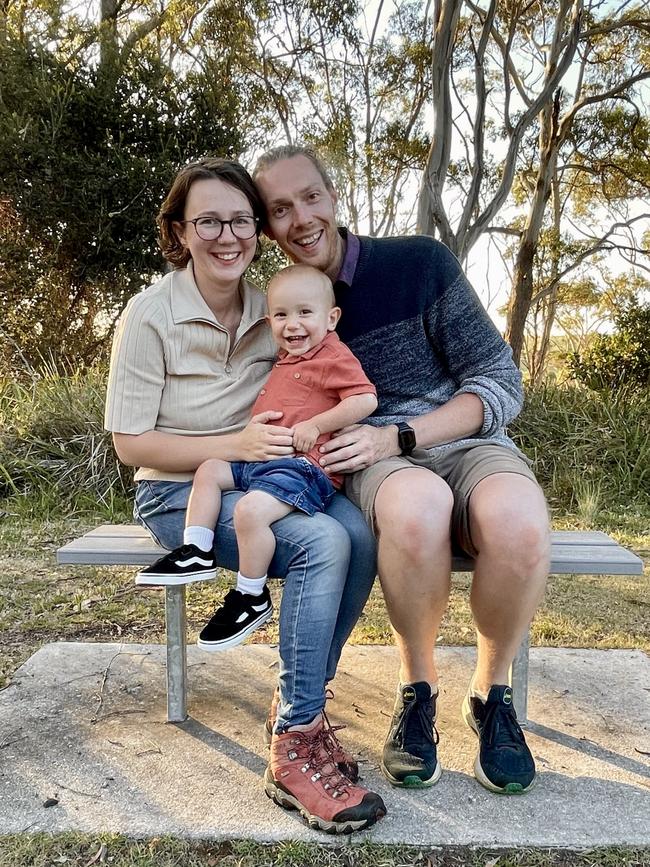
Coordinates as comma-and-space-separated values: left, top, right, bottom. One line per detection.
175, 177, 258, 293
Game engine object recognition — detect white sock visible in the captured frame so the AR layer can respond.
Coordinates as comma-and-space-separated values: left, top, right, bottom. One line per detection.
183, 526, 214, 552
236, 572, 267, 596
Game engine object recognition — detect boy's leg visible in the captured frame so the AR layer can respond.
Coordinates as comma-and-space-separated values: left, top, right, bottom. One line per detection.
197, 491, 293, 651
137, 459, 235, 584
185, 458, 235, 535
233, 490, 293, 578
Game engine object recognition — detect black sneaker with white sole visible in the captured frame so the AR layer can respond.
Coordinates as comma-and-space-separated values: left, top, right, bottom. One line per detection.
136, 543, 217, 585
197, 586, 273, 651
462, 684, 535, 794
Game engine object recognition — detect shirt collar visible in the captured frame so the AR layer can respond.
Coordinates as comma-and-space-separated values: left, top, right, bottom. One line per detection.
276, 330, 341, 364
170, 261, 266, 328
334, 228, 360, 288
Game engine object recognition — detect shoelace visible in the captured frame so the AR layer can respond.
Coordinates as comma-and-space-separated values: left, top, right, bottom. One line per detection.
291, 727, 352, 799
480, 700, 524, 749
322, 711, 348, 760
394, 697, 438, 750
322, 689, 349, 761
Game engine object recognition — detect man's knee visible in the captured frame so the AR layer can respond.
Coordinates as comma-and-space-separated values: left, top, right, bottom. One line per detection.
470, 476, 550, 571
375, 470, 454, 557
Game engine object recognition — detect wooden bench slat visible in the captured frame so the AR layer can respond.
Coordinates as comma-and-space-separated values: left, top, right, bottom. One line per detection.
57, 525, 644, 575
81, 525, 620, 545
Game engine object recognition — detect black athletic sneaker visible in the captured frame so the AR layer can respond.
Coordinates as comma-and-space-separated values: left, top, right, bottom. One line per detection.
136, 544, 217, 585
462, 684, 535, 794
381, 682, 441, 787
197, 586, 273, 651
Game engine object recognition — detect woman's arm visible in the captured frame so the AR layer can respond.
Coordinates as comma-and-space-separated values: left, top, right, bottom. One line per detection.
113, 411, 294, 471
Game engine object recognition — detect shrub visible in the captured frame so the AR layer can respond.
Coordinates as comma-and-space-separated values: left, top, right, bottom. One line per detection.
512, 382, 650, 512
0, 364, 132, 516
566, 301, 650, 393
1, 369, 647, 519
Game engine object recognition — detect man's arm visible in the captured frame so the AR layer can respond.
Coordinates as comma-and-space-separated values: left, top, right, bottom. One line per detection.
319, 240, 522, 474
293, 392, 378, 454
317, 392, 483, 473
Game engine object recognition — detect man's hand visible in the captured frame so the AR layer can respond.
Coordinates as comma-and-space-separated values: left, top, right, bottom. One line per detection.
318, 423, 399, 474
292, 420, 321, 454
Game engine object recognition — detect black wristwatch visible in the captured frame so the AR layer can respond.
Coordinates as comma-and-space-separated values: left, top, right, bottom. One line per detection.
395, 421, 416, 456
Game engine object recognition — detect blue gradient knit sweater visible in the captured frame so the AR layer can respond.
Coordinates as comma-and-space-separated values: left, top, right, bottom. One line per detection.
334, 233, 523, 454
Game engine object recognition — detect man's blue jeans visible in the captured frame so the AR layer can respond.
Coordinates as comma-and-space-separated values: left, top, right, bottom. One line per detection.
134, 481, 377, 730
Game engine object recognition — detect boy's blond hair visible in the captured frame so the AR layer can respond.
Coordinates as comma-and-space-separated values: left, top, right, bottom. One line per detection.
268, 264, 336, 307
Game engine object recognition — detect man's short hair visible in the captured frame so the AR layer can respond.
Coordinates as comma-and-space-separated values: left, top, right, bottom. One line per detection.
253, 145, 335, 193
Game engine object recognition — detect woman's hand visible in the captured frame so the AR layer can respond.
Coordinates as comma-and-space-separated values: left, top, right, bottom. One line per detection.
238, 411, 295, 461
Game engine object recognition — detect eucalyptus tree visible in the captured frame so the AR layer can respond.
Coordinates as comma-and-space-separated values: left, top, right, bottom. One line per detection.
418, 0, 650, 364
195, 0, 433, 236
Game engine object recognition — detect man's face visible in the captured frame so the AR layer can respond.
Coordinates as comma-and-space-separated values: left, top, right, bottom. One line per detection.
255, 155, 344, 281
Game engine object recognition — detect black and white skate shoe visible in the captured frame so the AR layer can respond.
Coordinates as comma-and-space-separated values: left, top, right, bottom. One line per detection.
136, 543, 217, 585
197, 586, 273, 651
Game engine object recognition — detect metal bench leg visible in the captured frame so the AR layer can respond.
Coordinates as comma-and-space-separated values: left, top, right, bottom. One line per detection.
165, 586, 188, 722
509, 629, 530, 726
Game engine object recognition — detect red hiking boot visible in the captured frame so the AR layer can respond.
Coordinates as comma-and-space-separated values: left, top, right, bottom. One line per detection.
264, 687, 359, 782
264, 716, 386, 834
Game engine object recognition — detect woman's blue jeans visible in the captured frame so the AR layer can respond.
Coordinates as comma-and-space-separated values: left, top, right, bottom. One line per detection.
134, 480, 377, 730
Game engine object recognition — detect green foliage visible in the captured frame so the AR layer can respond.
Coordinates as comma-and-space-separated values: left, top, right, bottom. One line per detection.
1, 365, 648, 522
0, 35, 241, 373
566, 301, 650, 392
0, 363, 132, 516
512, 382, 650, 513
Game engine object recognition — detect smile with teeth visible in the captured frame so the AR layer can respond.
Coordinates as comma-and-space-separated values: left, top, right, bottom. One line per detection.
212, 251, 240, 261
295, 231, 322, 248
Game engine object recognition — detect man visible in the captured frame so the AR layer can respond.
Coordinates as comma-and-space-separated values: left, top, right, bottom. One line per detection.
254, 145, 550, 794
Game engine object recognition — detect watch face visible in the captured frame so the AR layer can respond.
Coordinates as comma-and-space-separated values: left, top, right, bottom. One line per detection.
398, 424, 416, 454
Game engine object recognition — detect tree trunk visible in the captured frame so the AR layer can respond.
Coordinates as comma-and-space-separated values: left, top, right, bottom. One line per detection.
505, 90, 562, 365
531, 174, 562, 382
417, 0, 462, 253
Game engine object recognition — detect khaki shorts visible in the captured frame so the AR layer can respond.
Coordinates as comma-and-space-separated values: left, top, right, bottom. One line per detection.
345, 442, 539, 557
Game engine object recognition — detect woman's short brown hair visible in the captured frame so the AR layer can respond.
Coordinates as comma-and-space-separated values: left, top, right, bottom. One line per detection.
157, 158, 265, 268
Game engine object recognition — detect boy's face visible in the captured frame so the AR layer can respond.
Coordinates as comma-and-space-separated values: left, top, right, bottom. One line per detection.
267, 271, 341, 356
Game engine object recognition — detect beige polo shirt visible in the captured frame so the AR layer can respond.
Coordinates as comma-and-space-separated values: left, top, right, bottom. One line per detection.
104, 263, 277, 482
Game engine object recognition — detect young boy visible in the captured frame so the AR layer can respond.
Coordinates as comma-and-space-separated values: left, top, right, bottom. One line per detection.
137, 264, 378, 650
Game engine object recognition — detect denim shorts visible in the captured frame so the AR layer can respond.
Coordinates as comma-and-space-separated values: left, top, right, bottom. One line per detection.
230, 457, 336, 517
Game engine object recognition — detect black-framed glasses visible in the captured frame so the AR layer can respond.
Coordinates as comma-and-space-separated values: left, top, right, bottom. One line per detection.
182, 215, 259, 241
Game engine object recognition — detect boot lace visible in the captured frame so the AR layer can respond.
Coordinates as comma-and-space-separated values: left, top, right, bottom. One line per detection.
289, 727, 353, 800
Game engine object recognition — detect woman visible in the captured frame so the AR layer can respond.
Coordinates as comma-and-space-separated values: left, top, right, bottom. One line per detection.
104, 158, 385, 833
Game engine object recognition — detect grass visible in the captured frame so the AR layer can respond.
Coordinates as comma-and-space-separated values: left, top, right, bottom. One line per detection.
0, 836, 648, 867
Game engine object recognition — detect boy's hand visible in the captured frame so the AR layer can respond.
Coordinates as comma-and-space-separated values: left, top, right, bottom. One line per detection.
292, 421, 321, 454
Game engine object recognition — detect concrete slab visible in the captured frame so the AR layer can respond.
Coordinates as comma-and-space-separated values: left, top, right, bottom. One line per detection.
0, 642, 648, 847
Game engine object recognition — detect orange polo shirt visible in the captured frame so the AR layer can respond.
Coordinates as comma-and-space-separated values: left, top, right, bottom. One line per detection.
251, 331, 376, 488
